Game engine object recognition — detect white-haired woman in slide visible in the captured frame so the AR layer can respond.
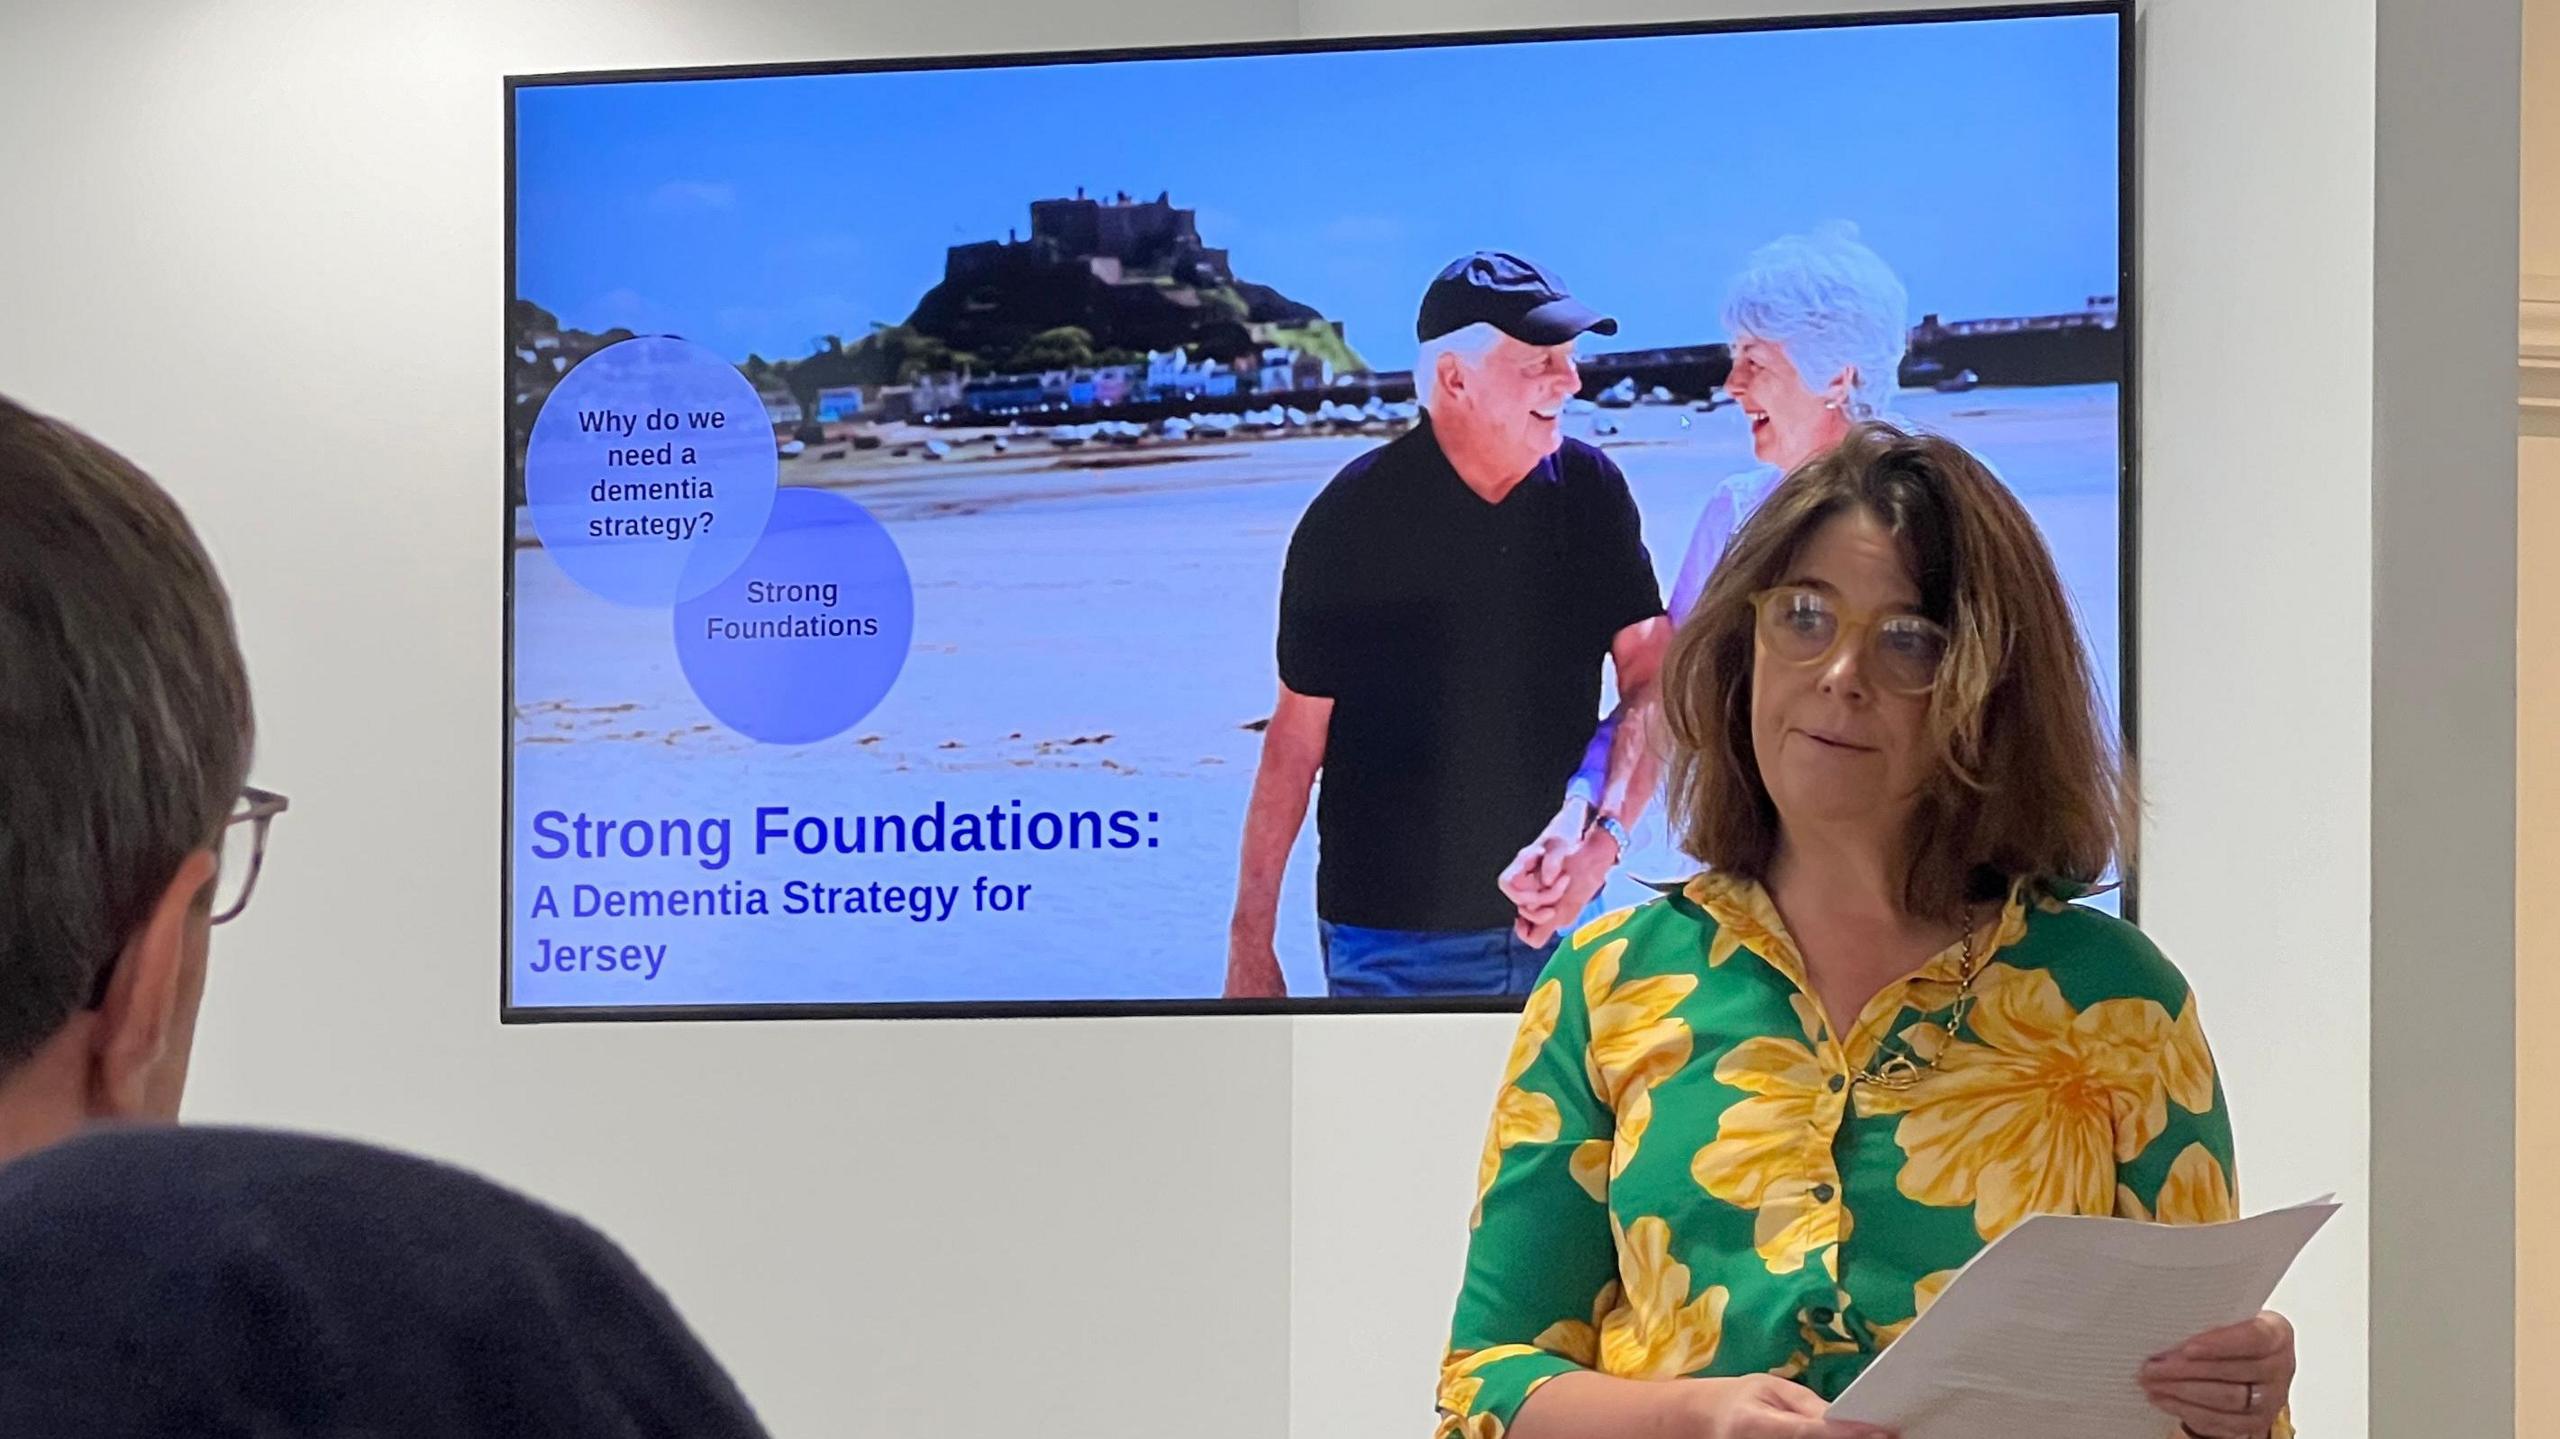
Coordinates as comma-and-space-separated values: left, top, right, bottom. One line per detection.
1505, 224, 1916, 943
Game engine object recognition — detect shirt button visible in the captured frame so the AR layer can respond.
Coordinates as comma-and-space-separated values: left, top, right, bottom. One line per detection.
1809, 1306, 1836, 1326
1812, 1184, 1836, 1204
1828, 1074, 1846, 1093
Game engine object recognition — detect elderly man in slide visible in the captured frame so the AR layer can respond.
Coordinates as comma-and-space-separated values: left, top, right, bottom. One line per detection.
1226, 252, 1671, 1000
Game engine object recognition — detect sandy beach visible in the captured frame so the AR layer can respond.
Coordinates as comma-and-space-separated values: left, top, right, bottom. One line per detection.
510, 384, 2121, 1007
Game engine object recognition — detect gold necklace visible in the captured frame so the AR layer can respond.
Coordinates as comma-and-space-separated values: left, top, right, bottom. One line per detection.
1849, 917, 1982, 1092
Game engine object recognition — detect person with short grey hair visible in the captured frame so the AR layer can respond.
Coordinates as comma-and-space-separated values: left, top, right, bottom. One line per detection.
1723, 220, 1912, 464
1411, 319, 1509, 411
0, 394, 260, 1151
0, 394, 772, 1437
1685, 222, 1915, 629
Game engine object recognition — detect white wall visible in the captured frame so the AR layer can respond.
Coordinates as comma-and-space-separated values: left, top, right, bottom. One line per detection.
2364, 0, 2517, 1432
2519, 0, 2557, 1420
2132, 0, 2376, 1428
0, 1, 2518, 1436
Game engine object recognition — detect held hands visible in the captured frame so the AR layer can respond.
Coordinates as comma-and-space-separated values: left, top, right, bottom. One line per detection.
1683, 1376, 1897, 1439
1498, 803, 1619, 946
2139, 1310, 2293, 1438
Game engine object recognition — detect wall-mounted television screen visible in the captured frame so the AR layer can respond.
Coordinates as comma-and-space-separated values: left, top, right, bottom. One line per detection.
505, 1, 2130, 1019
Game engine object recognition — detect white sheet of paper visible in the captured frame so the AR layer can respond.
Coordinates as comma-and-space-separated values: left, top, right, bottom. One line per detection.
1826, 1197, 2339, 1437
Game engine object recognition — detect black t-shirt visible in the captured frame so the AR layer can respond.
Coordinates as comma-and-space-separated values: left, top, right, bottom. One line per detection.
1279, 414, 1663, 932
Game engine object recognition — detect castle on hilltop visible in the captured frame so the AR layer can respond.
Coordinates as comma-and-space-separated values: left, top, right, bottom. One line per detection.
945, 187, 1234, 290
907, 187, 1333, 363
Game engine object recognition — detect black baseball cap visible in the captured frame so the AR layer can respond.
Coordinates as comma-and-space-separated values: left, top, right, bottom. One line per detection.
1416, 251, 1619, 345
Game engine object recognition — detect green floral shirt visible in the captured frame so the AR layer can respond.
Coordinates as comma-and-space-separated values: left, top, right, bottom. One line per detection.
1437, 874, 2275, 1438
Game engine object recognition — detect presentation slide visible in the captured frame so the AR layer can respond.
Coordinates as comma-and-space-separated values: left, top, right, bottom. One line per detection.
505, 6, 2126, 1015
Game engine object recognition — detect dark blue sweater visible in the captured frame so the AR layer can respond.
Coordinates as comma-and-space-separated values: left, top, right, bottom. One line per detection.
0, 1125, 771, 1438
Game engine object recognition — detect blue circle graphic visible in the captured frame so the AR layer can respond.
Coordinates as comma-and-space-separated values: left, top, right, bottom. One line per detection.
523, 335, 778, 606
672, 487, 915, 745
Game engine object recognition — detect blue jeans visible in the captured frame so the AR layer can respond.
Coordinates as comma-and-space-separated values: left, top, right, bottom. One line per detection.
1319, 900, 1603, 999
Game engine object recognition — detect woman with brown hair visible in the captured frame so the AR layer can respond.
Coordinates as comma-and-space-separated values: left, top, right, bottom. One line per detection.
1439, 424, 2295, 1439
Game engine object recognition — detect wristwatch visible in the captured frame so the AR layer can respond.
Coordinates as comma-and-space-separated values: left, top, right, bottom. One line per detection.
1588, 812, 1630, 855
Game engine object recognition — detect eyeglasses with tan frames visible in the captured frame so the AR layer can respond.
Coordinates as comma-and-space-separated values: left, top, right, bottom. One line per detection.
1749, 586, 1950, 695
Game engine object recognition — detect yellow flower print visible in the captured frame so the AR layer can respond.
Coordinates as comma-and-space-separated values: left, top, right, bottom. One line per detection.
2164, 995, 2216, 1114
1560, 939, 1694, 1196
1609, 1085, 1655, 1190
1690, 994, 1851, 1274
1473, 981, 1563, 1227
1581, 939, 1697, 1105
1437, 1345, 1539, 1439
1599, 1214, 1729, 1379
1574, 905, 1638, 948
1435, 1343, 1595, 1438
1686, 872, 1799, 974
1873, 1270, 1957, 1347
1570, 1140, 1611, 1203
2117, 1143, 2238, 1226
1532, 1281, 1622, 1369
1865, 963, 2215, 1240
1439, 1345, 1535, 1416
